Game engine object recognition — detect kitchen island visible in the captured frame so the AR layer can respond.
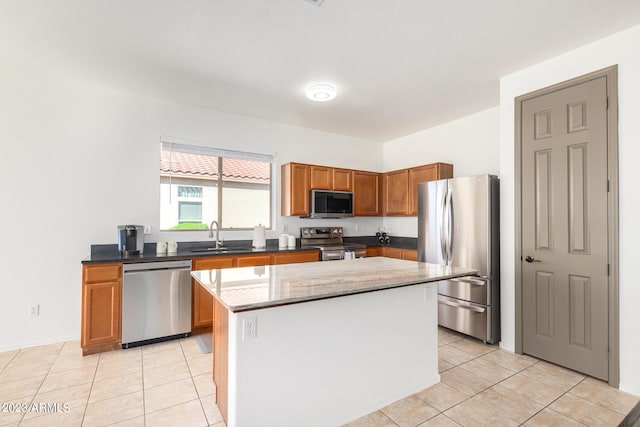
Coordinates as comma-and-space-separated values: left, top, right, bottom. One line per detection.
191, 257, 476, 427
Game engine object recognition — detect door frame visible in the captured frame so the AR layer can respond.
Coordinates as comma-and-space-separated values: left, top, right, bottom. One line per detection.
514, 66, 619, 387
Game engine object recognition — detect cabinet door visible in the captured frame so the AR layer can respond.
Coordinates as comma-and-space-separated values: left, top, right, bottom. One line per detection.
272, 251, 320, 265
82, 280, 121, 348
81, 264, 122, 352
383, 170, 409, 216
192, 257, 235, 329
402, 249, 418, 261
408, 165, 438, 216
366, 247, 382, 257
236, 255, 272, 267
332, 168, 353, 192
353, 171, 382, 216
310, 166, 332, 190
381, 247, 404, 259
281, 163, 310, 216
408, 163, 454, 215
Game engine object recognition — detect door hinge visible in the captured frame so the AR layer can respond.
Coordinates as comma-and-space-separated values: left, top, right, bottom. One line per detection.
607, 180, 610, 192
606, 97, 609, 109
607, 264, 610, 276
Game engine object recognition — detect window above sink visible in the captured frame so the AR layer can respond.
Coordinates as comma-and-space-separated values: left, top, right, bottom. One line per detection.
159, 138, 273, 231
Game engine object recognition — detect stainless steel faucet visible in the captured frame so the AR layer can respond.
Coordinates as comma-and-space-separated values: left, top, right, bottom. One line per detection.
208, 220, 222, 248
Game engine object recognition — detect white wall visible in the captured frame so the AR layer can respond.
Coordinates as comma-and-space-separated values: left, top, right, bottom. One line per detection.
0, 66, 382, 351
381, 107, 500, 237
500, 24, 640, 395
229, 282, 439, 426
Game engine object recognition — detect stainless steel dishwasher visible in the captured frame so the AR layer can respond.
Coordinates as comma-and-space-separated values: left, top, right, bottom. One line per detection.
122, 260, 192, 348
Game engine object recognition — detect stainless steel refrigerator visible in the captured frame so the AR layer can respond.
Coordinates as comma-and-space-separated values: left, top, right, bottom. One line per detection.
418, 174, 500, 344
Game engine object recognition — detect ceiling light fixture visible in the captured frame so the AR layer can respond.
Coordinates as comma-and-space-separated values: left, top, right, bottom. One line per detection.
306, 83, 337, 102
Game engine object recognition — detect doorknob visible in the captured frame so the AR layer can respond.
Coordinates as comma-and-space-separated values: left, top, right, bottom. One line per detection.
525, 256, 542, 263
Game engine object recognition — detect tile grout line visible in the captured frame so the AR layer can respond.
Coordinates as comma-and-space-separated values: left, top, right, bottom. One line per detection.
435, 336, 552, 425
181, 338, 214, 426
18, 343, 68, 426
141, 347, 147, 427
79, 348, 102, 427
517, 375, 590, 426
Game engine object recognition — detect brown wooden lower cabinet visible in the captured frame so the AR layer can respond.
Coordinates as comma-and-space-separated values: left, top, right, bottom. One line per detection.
236, 255, 272, 267
366, 247, 382, 257
192, 251, 320, 333
212, 297, 229, 424
80, 250, 322, 355
402, 249, 418, 261
381, 247, 418, 261
192, 257, 235, 331
272, 251, 320, 265
81, 264, 122, 355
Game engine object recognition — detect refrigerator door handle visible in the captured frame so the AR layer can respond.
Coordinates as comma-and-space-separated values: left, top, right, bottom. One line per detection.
439, 185, 447, 262
445, 184, 453, 262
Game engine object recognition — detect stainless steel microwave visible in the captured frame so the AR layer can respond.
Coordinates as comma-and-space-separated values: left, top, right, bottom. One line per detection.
309, 190, 354, 218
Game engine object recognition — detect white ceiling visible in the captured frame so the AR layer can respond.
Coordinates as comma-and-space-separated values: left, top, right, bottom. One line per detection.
2, 1, 640, 142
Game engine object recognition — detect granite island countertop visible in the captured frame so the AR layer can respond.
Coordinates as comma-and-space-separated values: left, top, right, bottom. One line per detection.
191, 257, 477, 312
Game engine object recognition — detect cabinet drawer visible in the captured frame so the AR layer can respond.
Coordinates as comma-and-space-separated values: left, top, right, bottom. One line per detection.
381, 247, 403, 259
272, 251, 320, 265
193, 257, 235, 271
402, 250, 418, 261
236, 255, 272, 267
366, 247, 382, 257
84, 264, 122, 284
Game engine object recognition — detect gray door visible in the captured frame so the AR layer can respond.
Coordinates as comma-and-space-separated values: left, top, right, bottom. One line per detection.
521, 76, 609, 380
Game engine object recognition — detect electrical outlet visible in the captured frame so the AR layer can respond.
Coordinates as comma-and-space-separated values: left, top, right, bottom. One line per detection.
355, 223, 360, 232
282, 224, 288, 233
28, 304, 40, 318
243, 317, 258, 341
143, 225, 152, 235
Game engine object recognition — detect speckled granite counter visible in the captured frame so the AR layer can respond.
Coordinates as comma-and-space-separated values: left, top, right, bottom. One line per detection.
191, 257, 476, 312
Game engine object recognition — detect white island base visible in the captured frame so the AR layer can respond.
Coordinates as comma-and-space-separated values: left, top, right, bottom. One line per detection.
223, 282, 439, 426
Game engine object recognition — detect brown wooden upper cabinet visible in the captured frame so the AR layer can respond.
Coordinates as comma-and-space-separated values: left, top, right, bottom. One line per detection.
382, 169, 409, 216
383, 162, 453, 216
310, 165, 353, 192
408, 163, 452, 215
282, 163, 355, 216
281, 162, 451, 217
332, 168, 353, 191
281, 163, 310, 216
353, 170, 382, 216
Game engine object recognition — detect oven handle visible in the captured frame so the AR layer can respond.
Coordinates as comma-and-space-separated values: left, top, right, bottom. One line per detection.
322, 252, 345, 261
438, 298, 486, 313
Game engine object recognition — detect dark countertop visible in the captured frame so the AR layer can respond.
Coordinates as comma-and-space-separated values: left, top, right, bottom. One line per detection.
82, 236, 419, 265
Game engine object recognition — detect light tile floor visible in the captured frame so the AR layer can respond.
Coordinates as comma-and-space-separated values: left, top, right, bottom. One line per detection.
0, 328, 637, 426
345, 327, 640, 427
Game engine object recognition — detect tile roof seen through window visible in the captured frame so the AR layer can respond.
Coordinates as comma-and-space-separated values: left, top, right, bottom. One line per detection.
160, 149, 270, 184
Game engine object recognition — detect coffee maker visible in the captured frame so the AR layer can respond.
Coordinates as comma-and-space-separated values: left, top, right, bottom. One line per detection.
118, 225, 145, 256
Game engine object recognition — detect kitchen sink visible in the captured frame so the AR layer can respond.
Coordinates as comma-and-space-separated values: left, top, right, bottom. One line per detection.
190, 247, 230, 253
190, 246, 253, 254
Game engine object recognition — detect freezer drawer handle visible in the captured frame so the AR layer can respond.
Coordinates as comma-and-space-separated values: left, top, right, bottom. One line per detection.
438, 298, 486, 313
450, 277, 486, 286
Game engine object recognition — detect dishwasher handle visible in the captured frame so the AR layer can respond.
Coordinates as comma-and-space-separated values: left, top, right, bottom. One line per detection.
123, 260, 192, 273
